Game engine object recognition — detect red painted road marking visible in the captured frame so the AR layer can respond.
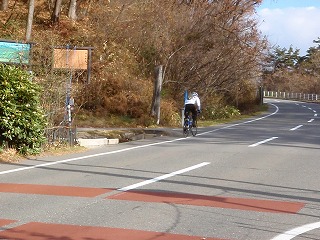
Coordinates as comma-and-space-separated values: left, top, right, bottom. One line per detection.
0, 183, 305, 213
0, 183, 112, 197
109, 191, 304, 213
0, 219, 15, 227
0, 222, 227, 240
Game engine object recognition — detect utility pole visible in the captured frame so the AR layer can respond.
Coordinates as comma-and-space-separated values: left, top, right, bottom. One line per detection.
151, 65, 163, 125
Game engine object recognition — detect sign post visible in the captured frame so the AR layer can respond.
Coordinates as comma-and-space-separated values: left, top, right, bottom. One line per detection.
52, 46, 93, 145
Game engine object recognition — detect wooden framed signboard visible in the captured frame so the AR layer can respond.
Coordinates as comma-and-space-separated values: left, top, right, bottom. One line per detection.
53, 46, 93, 83
53, 48, 88, 70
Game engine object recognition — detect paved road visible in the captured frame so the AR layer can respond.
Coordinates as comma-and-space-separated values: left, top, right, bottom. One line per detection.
0, 98, 319, 240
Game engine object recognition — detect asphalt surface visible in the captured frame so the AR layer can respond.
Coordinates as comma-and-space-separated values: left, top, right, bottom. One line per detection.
0, 98, 319, 240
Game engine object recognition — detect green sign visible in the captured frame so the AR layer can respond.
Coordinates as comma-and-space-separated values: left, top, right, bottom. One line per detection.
0, 41, 31, 64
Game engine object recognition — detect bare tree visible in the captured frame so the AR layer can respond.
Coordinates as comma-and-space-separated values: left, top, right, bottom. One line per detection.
51, 0, 62, 24
160, 0, 265, 97
78, 0, 266, 122
68, 0, 77, 20
26, 0, 35, 41
1, 0, 9, 11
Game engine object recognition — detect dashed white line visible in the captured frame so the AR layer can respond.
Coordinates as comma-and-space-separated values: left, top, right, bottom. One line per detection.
118, 162, 210, 192
290, 125, 303, 131
271, 221, 320, 240
249, 137, 278, 147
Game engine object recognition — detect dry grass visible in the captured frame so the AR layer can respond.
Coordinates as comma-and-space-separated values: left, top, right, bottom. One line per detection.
39, 145, 87, 157
0, 145, 87, 163
0, 148, 23, 163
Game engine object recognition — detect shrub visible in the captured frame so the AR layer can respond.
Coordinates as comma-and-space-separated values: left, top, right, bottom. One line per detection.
0, 64, 47, 155
203, 105, 240, 120
159, 99, 181, 126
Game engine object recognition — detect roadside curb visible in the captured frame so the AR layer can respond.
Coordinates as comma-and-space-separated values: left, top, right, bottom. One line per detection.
76, 128, 179, 148
77, 138, 119, 148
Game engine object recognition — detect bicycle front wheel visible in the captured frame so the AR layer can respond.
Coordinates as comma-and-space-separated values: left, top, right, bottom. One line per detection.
183, 124, 189, 137
191, 121, 197, 136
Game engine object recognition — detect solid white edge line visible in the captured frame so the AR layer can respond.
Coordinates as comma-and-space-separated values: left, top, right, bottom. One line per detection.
197, 103, 279, 137
118, 162, 210, 192
290, 125, 303, 131
0, 103, 280, 176
271, 221, 320, 240
0, 138, 186, 176
248, 137, 278, 147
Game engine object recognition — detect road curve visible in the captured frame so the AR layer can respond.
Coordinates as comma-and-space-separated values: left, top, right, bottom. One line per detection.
0, 98, 319, 240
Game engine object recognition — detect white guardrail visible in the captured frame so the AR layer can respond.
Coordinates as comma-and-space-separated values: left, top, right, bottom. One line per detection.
264, 91, 320, 102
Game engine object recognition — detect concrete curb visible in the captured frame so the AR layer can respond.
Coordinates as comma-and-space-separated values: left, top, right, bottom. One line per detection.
76, 127, 180, 148
77, 138, 119, 148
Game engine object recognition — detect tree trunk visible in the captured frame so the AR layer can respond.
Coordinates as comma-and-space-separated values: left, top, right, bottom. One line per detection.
25, 0, 34, 42
68, 0, 77, 20
150, 65, 163, 125
51, 0, 62, 24
1, 0, 9, 11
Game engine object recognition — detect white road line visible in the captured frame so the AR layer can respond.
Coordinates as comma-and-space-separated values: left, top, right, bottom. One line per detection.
0, 138, 186, 176
248, 137, 278, 147
0, 103, 279, 176
290, 125, 303, 131
271, 221, 320, 240
308, 119, 314, 123
118, 162, 210, 192
197, 103, 279, 136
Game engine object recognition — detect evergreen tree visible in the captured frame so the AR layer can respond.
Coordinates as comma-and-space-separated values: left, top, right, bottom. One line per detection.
0, 64, 47, 154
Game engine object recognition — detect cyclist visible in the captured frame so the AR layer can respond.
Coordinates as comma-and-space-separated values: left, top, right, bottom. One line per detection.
184, 92, 201, 127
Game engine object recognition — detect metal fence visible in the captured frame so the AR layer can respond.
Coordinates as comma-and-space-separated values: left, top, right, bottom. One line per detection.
44, 126, 77, 148
264, 91, 320, 102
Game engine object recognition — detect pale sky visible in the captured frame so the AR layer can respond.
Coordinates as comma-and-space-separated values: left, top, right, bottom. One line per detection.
257, 0, 320, 55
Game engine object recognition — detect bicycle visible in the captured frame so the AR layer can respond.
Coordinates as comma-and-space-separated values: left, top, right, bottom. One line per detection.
183, 113, 197, 137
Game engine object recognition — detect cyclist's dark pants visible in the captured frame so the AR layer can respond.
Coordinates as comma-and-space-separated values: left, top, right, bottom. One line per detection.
184, 104, 197, 125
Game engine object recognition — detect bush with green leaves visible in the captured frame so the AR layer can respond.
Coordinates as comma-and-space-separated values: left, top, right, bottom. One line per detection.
0, 64, 46, 154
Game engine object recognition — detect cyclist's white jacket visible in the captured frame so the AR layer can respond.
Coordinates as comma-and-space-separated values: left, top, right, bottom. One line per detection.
184, 96, 201, 111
